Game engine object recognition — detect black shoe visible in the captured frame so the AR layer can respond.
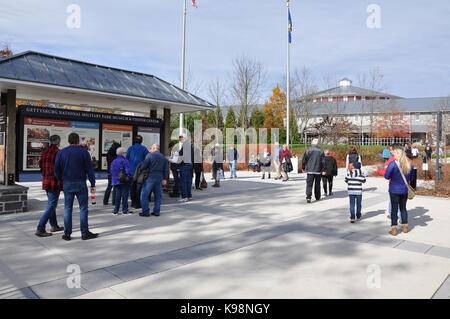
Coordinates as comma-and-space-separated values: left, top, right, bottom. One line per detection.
139, 213, 150, 217
329, 192, 333, 196
151, 213, 160, 216
268, 174, 271, 179
62, 234, 71, 241
307, 199, 311, 203
196, 187, 203, 190
82, 231, 99, 240
262, 175, 265, 179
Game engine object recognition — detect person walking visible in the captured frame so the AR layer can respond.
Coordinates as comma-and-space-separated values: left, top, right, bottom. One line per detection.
139, 144, 169, 217
345, 146, 361, 169
273, 142, 282, 180
54, 133, 98, 241
110, 147, 133, 215
372, 144, 402, 223
212, 144, 224, 187
382, 147, 391, 163
384, 147, 415, 236
178, 135, 193, 203
424, 140, 432, 160
193, 143, 204, 190
168, 141, 181, 197
280, 144, 293, 182
302, 139, 325, 203
345, 162, 366, 223
35, 135, 64, 237
260, 148, 272, 179
103, 142, 120, 205
404, 143, 413, 160
126, 135, 149, 209
226, 144, 238, 179
321, 149, 338, 196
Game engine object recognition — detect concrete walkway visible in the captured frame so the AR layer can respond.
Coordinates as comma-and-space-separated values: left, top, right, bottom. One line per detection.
0, 169, 449, 299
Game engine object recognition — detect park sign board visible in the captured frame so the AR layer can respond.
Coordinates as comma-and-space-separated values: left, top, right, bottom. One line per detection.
16, 105, 163, 181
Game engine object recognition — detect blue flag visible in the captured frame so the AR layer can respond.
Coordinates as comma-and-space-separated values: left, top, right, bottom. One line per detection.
288, 8, 293, 43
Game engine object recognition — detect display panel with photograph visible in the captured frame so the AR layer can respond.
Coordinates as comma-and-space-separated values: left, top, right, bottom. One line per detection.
102, 123, 133, 154
23, 117, 100, 171
138, 126, 161, 151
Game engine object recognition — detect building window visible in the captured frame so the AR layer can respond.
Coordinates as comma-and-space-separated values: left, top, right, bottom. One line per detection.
355, 115, 359, 121
415, 114, 420, 121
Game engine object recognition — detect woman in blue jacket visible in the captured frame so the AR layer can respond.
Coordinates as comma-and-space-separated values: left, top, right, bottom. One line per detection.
384, 147, 414, 236
110, 147, 133, 215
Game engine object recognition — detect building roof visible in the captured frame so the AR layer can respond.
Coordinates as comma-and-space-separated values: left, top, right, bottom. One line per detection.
0, 51, 214, 109
309, 97, 450, 115
311, 78, 401, 99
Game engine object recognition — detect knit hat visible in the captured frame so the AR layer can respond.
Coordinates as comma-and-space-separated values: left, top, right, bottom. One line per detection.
353, 162, 361, 169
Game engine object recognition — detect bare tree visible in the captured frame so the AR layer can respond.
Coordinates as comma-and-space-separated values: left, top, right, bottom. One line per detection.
230, 55, 266, 129
181, 67, 203, 96
357, 67, 387, 140
208, 77, 227, 108
289, 66, 319, 144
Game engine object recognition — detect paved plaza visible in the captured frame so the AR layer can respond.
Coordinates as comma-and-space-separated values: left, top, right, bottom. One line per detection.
0, 168, 449, 299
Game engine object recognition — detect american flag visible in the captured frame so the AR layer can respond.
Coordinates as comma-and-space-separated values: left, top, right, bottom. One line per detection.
191, 0, 198, 8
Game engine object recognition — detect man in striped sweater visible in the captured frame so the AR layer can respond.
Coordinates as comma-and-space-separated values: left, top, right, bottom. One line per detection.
344, 162, 366, 223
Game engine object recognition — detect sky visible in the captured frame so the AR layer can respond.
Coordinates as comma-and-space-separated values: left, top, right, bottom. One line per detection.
1, 0, 449, 104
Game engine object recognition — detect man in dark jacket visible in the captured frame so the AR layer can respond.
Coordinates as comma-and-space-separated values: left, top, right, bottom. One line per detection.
139, 144, 169, 217
321, 149, 338, 196
302, 139, 325, 203
35, 135, 64, 237
54, 133, 98, 241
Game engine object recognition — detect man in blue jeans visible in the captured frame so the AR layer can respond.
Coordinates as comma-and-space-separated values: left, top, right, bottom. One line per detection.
35, 135, 65, 237
139, 144, 169, 217
54, 133, 98, 241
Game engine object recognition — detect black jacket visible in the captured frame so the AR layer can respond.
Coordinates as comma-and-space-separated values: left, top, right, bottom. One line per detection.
322, 155, 338, 177
302, 145, 325, 173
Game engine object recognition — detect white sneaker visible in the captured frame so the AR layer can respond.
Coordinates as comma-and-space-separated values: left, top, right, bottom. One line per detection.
178, 198, 188, 203
187, 198, 192, 202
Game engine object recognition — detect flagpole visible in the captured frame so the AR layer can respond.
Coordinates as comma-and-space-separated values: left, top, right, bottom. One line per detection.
286, 0, 291, 150
180, 0, 187, 134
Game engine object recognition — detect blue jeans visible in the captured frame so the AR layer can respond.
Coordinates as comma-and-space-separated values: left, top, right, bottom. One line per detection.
63, 182, 89, 236
389, 193, 408, 227
114, 183, 130, 214
37, 191, 61, 232
229, 160, 237, 178
179, 163, 193, 199
141, 177, 162, 216
388, 197, 402, 223
349, 195, 362, 220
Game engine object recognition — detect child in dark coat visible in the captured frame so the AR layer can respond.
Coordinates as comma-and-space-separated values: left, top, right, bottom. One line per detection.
321, 150, 338, 196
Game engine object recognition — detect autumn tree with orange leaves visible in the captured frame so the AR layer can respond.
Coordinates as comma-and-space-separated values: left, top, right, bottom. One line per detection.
374, 108, 411, 138
0, 44, 13, 59
263, 85, 285, 129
